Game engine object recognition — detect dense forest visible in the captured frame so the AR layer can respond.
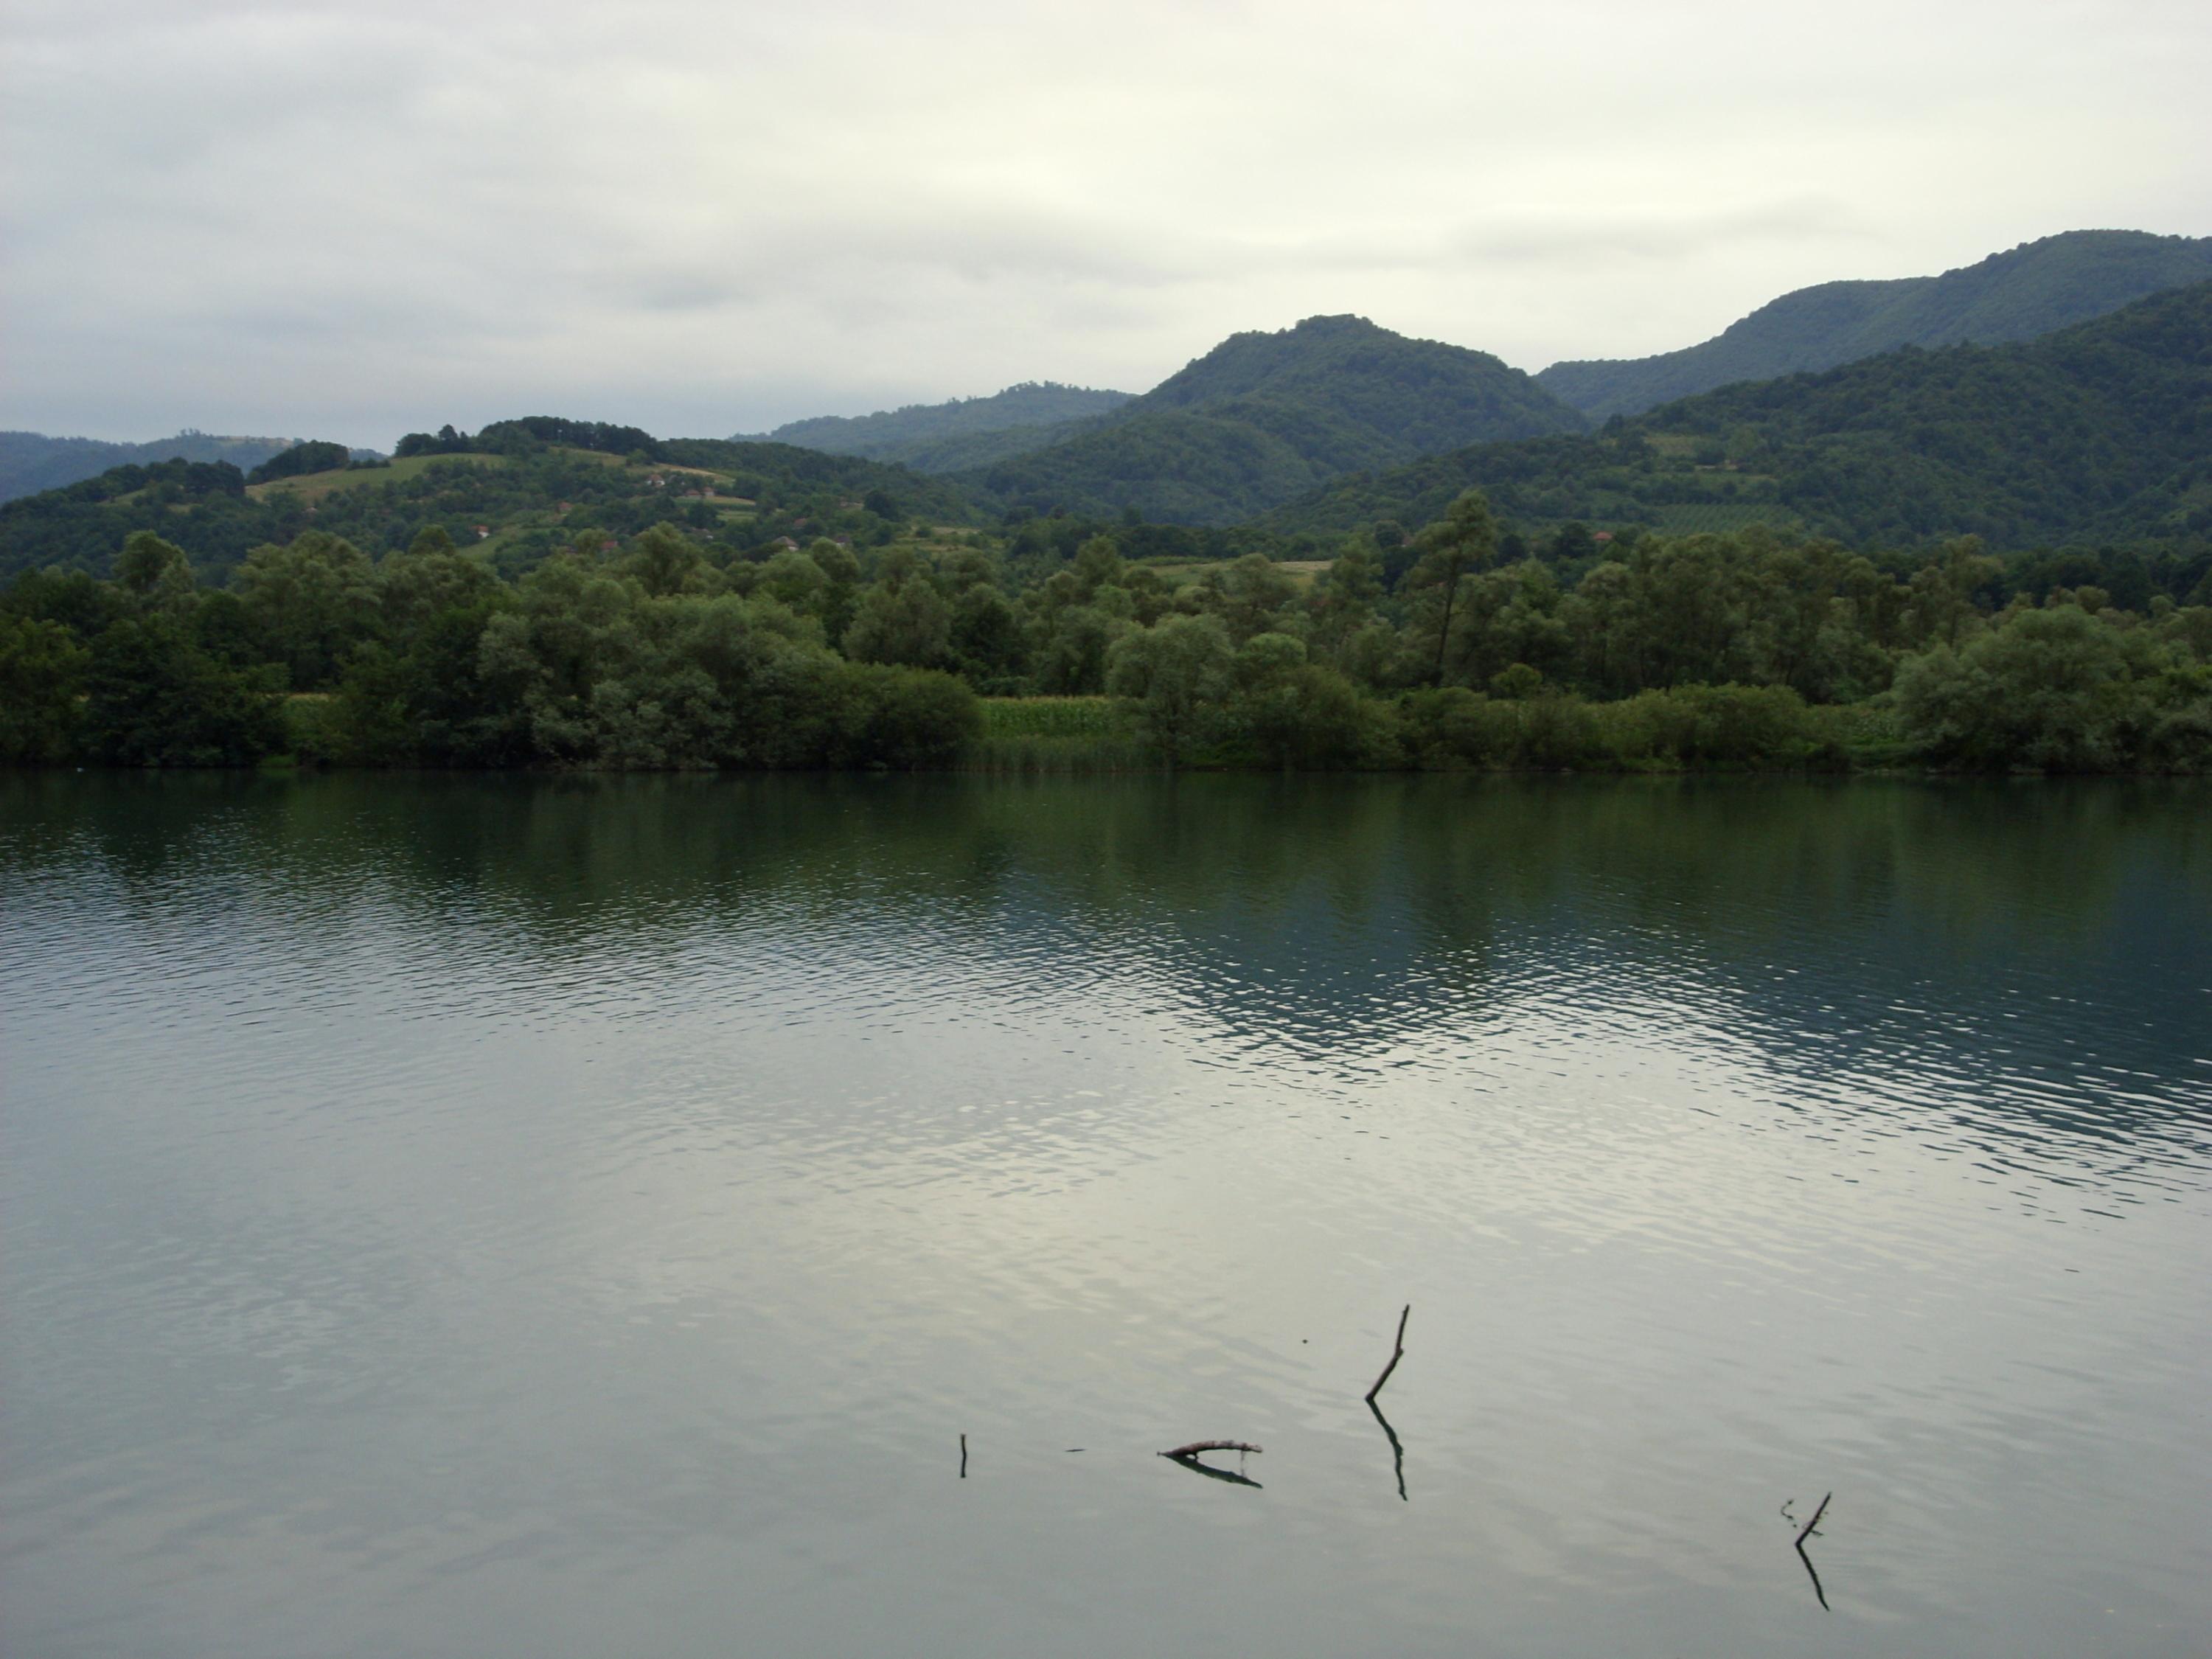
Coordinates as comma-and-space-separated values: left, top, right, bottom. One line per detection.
1536, 229, 2212, 419
956, 316, 1585, 524
1270, 282, 2212, 547
6, 482, 2208, 776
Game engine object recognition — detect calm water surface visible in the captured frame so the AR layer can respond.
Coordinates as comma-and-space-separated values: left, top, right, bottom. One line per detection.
3, 774, 2209, 1658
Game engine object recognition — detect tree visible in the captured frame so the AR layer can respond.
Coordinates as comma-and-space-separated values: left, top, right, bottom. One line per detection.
114, 532, 195, 611
843, 578, 953, 669
233, 532, 380, 690
619, 523, 709, 598
1404, 490, 1497, 684
1105, 613, 1232, 764
0, 616, 89, 761
1895, 602, 2144, 771
81, 616, 285, 765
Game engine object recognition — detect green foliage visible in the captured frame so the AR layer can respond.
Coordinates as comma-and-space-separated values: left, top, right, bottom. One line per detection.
0, 421, 977, 585
82, 616, 286, 765
0, 615, 89, 762
1893, 602, 2208, 771
1105, 613, 1234, 763
964, 314, 1584, 525
246, 441, 352, 484
234, 532, 380, 689
1540, 229, 2212, 420
12, 489, 2211, 776
1270, 282, 2212, 550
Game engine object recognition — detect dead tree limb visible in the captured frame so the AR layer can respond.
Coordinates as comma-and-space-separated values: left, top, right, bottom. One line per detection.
1158, 1440, 1262, 1459
1792, 1491, 1832, 1611
1365, 1304, 1411, 1404
1793, 1490, 1831, 1550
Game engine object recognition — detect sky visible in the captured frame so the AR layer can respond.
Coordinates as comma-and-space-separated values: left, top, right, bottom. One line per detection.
3, 0, 2207, 449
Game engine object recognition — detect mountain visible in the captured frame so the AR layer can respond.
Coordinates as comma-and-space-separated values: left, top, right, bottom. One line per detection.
959, 313, 1586, 524
0, 430, 310, 504
749, 382, 1133, 473
1537, 230, 2212, 421
1265, 280, 2212, 550
0, 420, 978, 584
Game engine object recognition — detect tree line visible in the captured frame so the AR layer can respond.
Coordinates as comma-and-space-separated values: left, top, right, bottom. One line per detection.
4, 491, 2211, 773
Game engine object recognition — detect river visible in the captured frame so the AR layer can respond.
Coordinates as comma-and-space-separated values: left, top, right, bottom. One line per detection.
3, 773, 2208, 1658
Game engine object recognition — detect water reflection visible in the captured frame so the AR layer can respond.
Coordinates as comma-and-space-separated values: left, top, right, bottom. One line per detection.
5, 771, 2207, 1195
3, 773, 2209, 1659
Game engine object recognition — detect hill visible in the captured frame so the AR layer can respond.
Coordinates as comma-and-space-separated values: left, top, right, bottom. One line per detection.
751, 382, 1133, 473
957, 314, 1585, 524
0, 430, 313, 504
1537, 230, 2212, 420
0, 418, 980, 584
1265, 280, 2212, 549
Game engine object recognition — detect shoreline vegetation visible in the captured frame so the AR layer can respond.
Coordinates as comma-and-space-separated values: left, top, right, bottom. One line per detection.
4, 487, 2210, 777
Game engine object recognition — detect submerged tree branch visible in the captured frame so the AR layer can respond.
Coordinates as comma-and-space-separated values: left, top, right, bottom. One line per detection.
1158, 1440, 1262, 1459
1365, 1304, 1411, 1404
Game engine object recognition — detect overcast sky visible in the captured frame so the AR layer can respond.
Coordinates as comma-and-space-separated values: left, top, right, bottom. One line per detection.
3, 0, 2206, 448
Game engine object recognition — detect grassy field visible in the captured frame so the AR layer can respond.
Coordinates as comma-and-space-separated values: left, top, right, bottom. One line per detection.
969, 697, 1158, 771
248, 453, 508, 504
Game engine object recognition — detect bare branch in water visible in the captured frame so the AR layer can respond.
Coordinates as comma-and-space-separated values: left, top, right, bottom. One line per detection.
1366, 1304, 1411, 1404
1158, 1440, 1262, 1459
1792, 1491, 1833, 1611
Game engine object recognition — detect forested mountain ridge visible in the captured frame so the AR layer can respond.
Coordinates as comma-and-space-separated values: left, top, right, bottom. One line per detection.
0, 431, 311, 504
1267, 279, 2212, 549
0, 419, 978, 584
746, 382, 1134, 473
957, 314, 1586, 524
1537, 230, 2212, 420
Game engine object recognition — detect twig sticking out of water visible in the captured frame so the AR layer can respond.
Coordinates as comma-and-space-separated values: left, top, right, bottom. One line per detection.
959, 1433, 967, 1479
1366, 1304, 1411, 1404
1793, 1490, 1831, 1550
1158, 1440, 1262, 1459
1793, 1491, 1832, 1611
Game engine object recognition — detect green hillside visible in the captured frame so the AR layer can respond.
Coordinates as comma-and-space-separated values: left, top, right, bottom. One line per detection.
0, 418, 981, 584
1267, 280, 2212, 549
0, 430, 307, 504
752, 382, 1133, 472
1537, 229, 2212, 420
959, 314, 1585, 524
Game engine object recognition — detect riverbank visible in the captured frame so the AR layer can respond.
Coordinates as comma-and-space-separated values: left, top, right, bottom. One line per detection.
236, 690, 2088, 776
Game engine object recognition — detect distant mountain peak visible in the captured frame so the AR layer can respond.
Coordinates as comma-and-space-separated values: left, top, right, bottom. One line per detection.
1536, 226, 2212, 420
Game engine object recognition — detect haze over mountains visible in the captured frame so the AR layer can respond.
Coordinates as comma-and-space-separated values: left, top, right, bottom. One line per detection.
1534, 229, 2212, 420
742, 383, 1134, 473
0, 431, 296, 506
5, 228, 2209, 568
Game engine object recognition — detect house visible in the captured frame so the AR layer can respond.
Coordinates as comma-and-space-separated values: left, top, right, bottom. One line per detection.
474, 524, 492, 540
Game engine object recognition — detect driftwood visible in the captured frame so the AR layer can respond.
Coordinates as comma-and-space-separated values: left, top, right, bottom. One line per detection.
1365, 1304, 1411, 1404
1793, 1490, 1832, 1549
1158, 1440, 1262, 1459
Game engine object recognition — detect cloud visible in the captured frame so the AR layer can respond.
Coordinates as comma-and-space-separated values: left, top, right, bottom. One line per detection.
1, 0, 2206, 444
